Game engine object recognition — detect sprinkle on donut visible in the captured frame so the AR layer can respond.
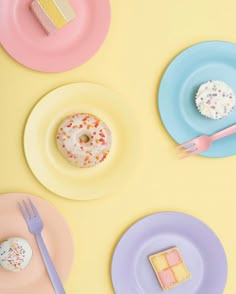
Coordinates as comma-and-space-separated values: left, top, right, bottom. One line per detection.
56, 113, 112, 168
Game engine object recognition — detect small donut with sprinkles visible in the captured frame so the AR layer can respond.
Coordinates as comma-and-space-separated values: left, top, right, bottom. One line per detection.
56, 113, 112, 168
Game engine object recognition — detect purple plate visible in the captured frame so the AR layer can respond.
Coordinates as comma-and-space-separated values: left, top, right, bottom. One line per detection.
111, 212, 227, 294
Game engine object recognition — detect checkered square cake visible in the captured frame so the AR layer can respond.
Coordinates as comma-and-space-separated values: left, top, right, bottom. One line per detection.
149, 247, 191, 291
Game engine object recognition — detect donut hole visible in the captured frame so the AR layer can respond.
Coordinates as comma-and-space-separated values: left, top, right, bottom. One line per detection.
79, 134, 90, 143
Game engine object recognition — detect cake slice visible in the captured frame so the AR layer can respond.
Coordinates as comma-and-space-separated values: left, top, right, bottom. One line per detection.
31, 0, 57, 34
149, 247, 191, 291
31, 0, 76, 34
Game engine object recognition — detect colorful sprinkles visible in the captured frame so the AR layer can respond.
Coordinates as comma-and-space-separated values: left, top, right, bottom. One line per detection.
0, 238, 32, 272
56, 113, 112, 168
195, 80, 235, 119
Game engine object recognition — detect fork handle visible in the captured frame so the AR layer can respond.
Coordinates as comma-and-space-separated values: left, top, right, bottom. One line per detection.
36, 234, 66, 294
210, 124, 236, 141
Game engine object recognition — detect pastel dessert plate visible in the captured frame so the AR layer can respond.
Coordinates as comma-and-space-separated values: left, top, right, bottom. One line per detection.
111, 212, 227, 294
0, 193, 74, 294
0, 0, 110, 72
24, 83, 138, 200
158, 41, 236, 158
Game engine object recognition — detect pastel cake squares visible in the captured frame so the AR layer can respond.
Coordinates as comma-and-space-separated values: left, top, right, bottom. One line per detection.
31, 0, 76, 34
149, 247, 191, 291
151, 254, 169, 272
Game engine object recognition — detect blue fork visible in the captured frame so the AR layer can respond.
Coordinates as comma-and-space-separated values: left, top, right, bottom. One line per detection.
18, 199, 66, 294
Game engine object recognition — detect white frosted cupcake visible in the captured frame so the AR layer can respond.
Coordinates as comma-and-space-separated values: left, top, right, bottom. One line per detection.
195, 80, 235, 119
0, 238, 32, 272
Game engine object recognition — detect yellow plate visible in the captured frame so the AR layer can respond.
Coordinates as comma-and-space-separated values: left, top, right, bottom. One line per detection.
24, 83, 138, 200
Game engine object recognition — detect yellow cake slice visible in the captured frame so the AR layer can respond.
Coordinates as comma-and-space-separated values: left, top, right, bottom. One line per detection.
31, 0, 76, 34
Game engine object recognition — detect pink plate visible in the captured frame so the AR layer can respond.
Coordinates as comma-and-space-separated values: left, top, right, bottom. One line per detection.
0, 0, 110, 72
0, 193, 74, 294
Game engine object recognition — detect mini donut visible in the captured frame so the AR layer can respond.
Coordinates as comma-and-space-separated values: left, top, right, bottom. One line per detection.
0, 238, 32, 272
56, 113, 112, 167
195, 80, 235, 119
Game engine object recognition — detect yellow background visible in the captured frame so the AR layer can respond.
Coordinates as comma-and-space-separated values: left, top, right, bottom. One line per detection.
0, 0, 235, 293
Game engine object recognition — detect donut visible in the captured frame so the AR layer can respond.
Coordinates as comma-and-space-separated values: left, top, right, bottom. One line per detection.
56, 113, 112, 167
195, 80, 235, 119
0, 238, 32, 272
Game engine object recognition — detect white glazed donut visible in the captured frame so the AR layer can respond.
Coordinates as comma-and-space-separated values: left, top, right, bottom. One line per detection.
56, 113, 112, 168
195, 80, 235, 119
0, 238, 32, 272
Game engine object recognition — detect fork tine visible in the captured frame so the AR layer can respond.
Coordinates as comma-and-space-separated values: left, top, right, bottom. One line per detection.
23, 200, 33, 218
176, 144, 196, 155
179, 150, 199, 160
29, 199, 38, 217
18, 202, 29, 221
176, 140, 195, 149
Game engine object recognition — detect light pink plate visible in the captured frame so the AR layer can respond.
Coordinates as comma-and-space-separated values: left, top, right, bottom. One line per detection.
0, 193, 74, 294
0, 0, 110, 72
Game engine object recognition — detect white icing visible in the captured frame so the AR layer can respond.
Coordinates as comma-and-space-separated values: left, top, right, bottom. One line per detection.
0, 238, 32, 272
57, 113, 112, 168
195, 80, 235, 119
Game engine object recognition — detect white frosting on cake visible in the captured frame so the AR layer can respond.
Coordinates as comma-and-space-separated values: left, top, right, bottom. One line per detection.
0, 238, 32, 272
195, 80, 235, 119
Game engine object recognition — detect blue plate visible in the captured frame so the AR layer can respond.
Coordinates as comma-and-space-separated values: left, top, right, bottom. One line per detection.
158, 41, 236, 158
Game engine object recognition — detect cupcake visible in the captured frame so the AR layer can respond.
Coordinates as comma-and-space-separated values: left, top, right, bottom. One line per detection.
195, 80, 235, 119
0, 238, 32, 272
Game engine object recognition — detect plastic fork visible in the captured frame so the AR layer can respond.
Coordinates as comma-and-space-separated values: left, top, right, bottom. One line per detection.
177, 124, 236, 159
18, 199, 66, 294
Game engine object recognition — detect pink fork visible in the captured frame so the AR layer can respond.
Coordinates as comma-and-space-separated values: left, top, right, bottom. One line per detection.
177, 124, 236, 159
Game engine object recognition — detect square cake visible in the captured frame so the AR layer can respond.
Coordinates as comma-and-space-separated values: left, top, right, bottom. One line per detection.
149, 247, 191, 291
31, 0, 76, 34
